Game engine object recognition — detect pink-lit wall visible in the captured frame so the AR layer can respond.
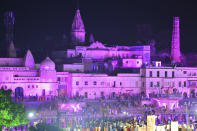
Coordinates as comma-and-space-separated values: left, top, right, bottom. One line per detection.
142, 67, 197, 97
0, 58, 24, 66
71, 73, 141, 99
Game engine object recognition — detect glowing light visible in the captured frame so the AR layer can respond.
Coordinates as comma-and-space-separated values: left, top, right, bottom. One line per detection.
59, 103, 83, 112
123, 111, 127, 115
28, 112, 34, 118
71, 104, 78, 112
76, 104, 80, 110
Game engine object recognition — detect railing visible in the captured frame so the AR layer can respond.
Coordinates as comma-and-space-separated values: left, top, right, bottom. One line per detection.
13, 76, 40, 81
0, 67, 29, 71
150, 93, 182, 98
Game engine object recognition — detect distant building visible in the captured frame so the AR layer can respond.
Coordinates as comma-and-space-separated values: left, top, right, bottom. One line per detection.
0, 9, 196, 103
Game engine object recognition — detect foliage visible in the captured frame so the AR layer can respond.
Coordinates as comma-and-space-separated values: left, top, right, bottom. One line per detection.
0, 89, 29, 131
29, 123, 62, 131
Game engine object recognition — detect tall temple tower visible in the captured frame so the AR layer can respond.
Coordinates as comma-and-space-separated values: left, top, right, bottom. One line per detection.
4, 11, 15, 46
8, 41, 17, 57
171, 17, 181, 63
71, 9, 86, 45
4, 11, 17, 57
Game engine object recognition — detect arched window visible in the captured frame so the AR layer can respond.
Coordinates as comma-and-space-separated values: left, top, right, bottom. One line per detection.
1, 85, 7, 89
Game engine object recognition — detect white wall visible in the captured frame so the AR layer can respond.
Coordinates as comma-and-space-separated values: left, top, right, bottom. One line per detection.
122, 59, 142, 68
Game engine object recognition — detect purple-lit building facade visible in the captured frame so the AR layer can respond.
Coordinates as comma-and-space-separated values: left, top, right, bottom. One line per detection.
1, 9, 196, 105
0, 51, 58, 98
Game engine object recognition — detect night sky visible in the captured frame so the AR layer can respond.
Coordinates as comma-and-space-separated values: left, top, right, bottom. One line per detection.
0, 0, 197, 54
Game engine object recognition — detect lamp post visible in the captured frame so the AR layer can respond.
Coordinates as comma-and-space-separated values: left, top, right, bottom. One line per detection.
27, 111, 36, 130
186, 103, 189, 126
57, 108, 60, 128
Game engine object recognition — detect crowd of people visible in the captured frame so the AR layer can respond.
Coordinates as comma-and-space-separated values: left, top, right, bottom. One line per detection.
55, 115, 197, 131
25, 93, 197, 130
32, 98, 197, 130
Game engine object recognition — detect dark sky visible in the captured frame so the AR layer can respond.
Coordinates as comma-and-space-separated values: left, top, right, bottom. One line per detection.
0, 0, 197, 54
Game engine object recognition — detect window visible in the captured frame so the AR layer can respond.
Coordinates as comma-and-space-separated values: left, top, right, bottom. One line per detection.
101, 92, 104, 97
157, 71, 160, 77
120, 82, 122, 86
28, 85, 30, 88
32, 85, 34, 88
150, 82, 153, 87
113, 81, 116, 87
85, 81, 88, 85
76, 81, 79, 86
172, 82, 175, 87
135, 81, 138, 87
57, 77, 61, 81
101, 82, 104, 85
84, 92, 88, 98
157, 82, 160, 87
76, 92, 79, 97
172, 71, 175, 78
183, 71, 187, 74
142, 82, 145, 87
149, 71, 152, 77
36, 85, 38, 88
179, 81, 181, 87
137, 61, 139, 64
184, 81, 187, 87
93, 81, 97, 85
165, 71, 168, 78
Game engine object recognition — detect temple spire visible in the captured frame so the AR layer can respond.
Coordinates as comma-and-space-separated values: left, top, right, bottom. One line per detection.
89, 33, 95, 43
171, 17, 181, 63
8, 41, 16, 58
24, 50, 35, 69
71, 9, 86, 44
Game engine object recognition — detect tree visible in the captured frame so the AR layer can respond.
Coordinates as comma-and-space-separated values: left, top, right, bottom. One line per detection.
0, 88, 29, 131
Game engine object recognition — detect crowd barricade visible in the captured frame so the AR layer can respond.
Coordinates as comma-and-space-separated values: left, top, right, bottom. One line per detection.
61, 125, 195, 131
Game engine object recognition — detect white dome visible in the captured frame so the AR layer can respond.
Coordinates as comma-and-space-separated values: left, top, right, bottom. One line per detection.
40, 57, 55, 70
